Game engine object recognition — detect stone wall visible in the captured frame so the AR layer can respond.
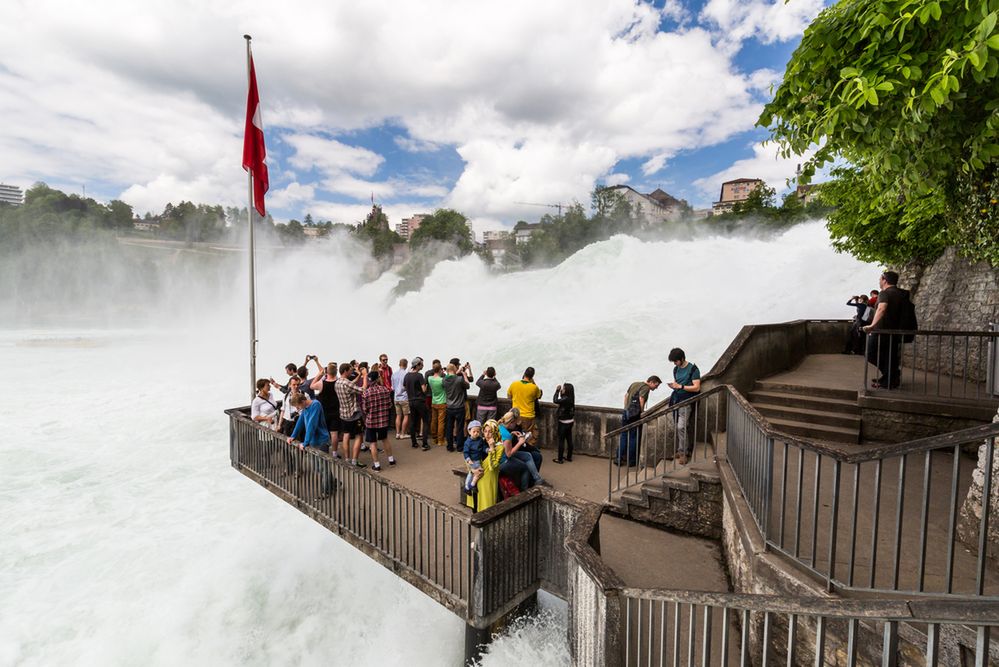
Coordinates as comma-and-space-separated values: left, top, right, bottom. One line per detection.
957, 407, 999, 563
898, 247, 999, 383
860, 406, 989, 443
900, 247, 999, 331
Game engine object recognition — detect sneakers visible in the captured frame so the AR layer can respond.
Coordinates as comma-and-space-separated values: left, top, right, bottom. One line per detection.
352, 460, 367, 468
421, 443, 431, 451
388, 457, 397, 466
372, 463, 382, 472
446, 445, 455, 452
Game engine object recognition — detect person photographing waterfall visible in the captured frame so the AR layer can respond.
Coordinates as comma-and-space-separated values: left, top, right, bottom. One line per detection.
668, 348, 701, 466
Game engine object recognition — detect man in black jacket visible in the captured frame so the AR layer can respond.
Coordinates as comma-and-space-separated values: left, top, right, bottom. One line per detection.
863, 271, 911, 389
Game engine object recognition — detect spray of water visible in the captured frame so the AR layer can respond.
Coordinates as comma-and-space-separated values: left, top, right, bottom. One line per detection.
0, 221, 877, 665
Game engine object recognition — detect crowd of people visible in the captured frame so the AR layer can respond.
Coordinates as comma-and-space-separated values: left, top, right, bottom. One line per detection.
248, 348, 702, 510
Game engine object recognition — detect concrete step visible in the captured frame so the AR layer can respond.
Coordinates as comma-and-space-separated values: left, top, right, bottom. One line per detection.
619, 489, 649, 508
767, 417, 860, 444
748, 390, 859, 415
754, 380, 858, 402
754, 403, 861, 429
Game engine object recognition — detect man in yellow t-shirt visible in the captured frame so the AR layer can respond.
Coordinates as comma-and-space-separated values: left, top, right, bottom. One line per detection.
507, 367, 543, 433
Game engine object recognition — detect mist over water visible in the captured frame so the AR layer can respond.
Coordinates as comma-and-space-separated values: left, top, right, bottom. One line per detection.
0, 221, 876, 665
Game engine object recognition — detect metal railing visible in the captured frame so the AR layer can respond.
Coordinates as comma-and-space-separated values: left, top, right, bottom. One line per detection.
606, 386, 728, 499
620, 589, 999, 666
601, 382, 999, 598
227, 409, 472, 613
722, 393, 999, 598
864, 329, 999, 401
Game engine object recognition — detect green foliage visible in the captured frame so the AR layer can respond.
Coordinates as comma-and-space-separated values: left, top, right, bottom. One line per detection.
711, 184, 833, 226
354, 205, 401, 259
0, 183, 132, 251
158, 200, 226, 242
760, 0, 999, 265
409, 208, 473, 253
731, 183, 777, 215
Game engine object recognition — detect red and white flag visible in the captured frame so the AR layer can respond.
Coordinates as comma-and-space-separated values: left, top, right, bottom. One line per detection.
242, 54, 268, 216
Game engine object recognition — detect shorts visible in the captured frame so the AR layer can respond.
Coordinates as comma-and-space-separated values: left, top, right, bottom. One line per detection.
364, 426, 389, 443
325, 412, 343, 433
341, 418, 361, 437
395, 400, 411, 416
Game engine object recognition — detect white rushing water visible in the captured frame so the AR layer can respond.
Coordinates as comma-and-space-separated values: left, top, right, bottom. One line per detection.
0, 221, 876, 665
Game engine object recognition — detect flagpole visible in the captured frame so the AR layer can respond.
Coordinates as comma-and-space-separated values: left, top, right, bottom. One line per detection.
244, 34, 257, 399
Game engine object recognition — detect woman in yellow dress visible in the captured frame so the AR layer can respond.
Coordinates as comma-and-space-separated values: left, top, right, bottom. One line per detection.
466, 420, 504, 512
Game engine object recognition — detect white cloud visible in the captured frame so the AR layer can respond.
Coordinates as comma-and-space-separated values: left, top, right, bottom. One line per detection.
699, 0, 825, 46
266, 182, 316, 210
284, 134, 383, 179
603, 172, 631, 186
393, 135, 442, 153
641, 153, 671, 176
0, 0, 812, 222
692, 141, 817, 203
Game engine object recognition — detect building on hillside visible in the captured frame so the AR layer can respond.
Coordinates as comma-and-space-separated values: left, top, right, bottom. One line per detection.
485, 238, 511, 264
602, 185, 688, 225
795, 183, 820, 204
132, 218, 159, 232
302, 226, 323, 239
711, 178, 764, 215
396, 214, 428, 240
483, 230, 512, 242
514, 222, 543, 245
0, 183, 24, 206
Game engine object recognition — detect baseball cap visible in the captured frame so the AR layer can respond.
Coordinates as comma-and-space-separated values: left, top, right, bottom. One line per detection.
411, 356, 423, 369
468, 420, 482, 430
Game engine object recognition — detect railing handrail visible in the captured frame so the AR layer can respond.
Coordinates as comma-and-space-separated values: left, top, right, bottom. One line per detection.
602, 384, 729, 439
600, 384, 999, 463
618, 588, 999, 624
870, 328, 999, 337
227, 407, 470, 521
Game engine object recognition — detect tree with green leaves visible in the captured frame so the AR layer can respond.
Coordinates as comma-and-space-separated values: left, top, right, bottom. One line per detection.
760, 0, 999, 265
409, 208, 473, 254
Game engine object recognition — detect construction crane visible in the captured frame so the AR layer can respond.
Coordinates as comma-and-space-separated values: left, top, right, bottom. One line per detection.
514, 201, 567, 218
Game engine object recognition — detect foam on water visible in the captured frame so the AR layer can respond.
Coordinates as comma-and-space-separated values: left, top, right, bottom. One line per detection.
0, 221, 876, 665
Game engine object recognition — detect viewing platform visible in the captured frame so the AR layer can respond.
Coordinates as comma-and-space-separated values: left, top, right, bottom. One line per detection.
226, 319, 999, 665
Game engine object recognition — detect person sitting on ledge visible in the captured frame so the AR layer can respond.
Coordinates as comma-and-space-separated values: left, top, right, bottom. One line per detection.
499, 409, 549, 489
462, 420, 487, 493
466, 420, 504, 512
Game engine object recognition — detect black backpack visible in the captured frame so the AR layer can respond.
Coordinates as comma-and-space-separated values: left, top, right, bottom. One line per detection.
899, 292, 918, 343
625, 388, 643, 419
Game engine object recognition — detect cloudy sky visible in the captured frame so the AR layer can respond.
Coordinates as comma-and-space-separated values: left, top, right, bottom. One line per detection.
0, 0, 827, 233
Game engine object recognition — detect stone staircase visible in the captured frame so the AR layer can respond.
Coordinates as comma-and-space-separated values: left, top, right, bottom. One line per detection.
606, 458, 723, 539
748, 379, 860, 444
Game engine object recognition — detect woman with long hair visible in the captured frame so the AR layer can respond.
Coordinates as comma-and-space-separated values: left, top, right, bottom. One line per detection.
553, 382, 575, 463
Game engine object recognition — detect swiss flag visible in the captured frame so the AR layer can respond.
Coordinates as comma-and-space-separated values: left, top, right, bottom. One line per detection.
242, 54, 268, 216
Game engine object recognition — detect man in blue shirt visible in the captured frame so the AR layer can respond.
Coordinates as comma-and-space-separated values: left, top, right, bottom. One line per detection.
668, 347, 701, 465
287, 393, 335, 497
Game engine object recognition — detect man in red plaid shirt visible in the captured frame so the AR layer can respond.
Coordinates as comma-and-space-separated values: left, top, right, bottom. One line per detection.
362, 369, 395, 471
